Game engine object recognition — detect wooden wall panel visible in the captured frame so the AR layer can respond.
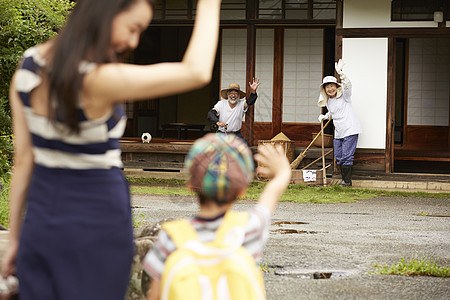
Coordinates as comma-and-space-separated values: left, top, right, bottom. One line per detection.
281, 124, 322, 146
248, 123, 322, 146
250, 123, 275, 142
248, 124, 386, 171
406, 126, 449, 149
354, 149, 385, 172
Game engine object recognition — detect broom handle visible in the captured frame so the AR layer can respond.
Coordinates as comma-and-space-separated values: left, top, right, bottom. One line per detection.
300, 118, 332, 156
290, 118, 332, 169
321, 119, 327, 186
300, 149, 333, 170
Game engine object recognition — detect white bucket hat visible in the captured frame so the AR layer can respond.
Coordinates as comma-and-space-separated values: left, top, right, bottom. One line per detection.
317, 76, 342, 107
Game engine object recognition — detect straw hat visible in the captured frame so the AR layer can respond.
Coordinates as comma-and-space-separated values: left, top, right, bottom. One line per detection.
220, 83, 246, 99
317, 76, 342, 107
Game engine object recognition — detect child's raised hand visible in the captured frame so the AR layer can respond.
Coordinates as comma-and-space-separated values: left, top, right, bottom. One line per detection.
255, 144, 291, 179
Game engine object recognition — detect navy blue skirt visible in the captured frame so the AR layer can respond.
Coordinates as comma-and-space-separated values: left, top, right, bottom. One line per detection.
17, 165, 134, 300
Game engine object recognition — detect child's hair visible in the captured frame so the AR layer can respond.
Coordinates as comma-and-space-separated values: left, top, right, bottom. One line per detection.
184, 133, 254, 206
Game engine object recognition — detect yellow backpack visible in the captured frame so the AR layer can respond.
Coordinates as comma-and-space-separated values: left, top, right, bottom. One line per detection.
160, 210, 266, 300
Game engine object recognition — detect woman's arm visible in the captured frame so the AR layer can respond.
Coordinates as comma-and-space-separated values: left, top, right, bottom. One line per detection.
83, 0, 222, 103
335, 59, 352, 100
1, 75, 34, 276
340, 74, 352, 101
254, 144, 291, 215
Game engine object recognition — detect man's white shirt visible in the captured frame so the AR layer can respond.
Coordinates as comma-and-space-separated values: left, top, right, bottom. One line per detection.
214, 99, 248, 132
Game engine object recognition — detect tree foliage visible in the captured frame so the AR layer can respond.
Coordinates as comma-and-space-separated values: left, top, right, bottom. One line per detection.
0, 0, 74, 177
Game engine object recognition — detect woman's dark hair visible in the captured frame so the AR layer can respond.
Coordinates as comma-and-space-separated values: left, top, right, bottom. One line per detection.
48, 0, 156, 133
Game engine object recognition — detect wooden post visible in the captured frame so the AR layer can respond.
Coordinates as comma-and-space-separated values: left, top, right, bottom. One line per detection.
386, 38, 396, 173
321, 119, 327, 186
245, 24, 256, 146
272, 27, 284, 137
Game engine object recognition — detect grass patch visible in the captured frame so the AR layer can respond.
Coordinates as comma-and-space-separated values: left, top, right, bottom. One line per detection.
127, 177, 186, 186
372, 258, 449, 277
130, 185, 195, 196
0, 176, 10, 228
127, 176, 450, 204
260, 263, 273, 273
132, 210, 148, 228
243, 182, 378, 203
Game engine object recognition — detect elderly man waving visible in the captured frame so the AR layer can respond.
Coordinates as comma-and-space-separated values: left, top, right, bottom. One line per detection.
207, 78, 261, 142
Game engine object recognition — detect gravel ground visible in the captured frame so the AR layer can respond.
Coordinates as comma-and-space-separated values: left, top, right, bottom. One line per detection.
132, 194, 450, 300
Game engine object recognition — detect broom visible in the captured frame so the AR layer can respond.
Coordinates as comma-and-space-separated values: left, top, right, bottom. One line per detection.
290, 118, 332, 169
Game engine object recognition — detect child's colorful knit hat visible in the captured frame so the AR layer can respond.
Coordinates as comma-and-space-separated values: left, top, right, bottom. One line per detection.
185, 133, 254, 205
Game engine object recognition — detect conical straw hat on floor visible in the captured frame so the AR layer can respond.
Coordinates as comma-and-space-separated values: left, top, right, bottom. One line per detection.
271, 132, 291, 141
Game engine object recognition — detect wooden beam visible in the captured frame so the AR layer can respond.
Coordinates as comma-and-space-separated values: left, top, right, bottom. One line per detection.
336, 0, 343, 29
123, 161, 185, 170
150, 20, 336, 26
247, 0, 257, 20
335, 0, 342, 71
336, 27, 450, 38
403, 39, 409, 147
273, 27, 284, 137
395, 157, 450, 162
120, 142, 192, 154
244, 24, 256, 146
333, 0, 343, 174
386, 38, 396, 173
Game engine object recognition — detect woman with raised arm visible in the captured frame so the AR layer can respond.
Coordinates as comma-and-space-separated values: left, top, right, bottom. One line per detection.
317, 59, 362, 187
2, 0, 222, 299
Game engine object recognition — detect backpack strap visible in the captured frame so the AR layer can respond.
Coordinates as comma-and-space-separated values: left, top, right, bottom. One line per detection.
162, 219, 198, 249
215, 210, 249, 245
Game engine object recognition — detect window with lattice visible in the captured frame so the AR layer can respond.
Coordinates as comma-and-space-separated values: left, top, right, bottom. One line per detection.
391, 0, 449, 22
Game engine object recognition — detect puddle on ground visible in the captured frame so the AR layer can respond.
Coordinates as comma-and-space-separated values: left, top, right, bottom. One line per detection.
271, 221, 317, 234
274, 270, 353, 279
271, 229, 318, 234
272, 221, 309, 226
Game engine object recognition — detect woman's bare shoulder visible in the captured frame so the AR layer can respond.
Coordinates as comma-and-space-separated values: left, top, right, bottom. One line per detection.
34, 40, 55, 62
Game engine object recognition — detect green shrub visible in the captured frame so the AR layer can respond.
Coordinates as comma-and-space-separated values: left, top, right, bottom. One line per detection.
0, 0, 75, 177
0, 176, 10, 228
0, 0, 74, 225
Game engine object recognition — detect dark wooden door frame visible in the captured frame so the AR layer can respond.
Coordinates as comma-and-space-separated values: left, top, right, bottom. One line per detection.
273, 27, 284, 138
386, 38, 396, 173
244, 24, 256, 145
243, 1, 257, 145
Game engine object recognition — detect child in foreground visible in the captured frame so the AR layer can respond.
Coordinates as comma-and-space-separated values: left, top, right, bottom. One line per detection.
142, 133, 291, 299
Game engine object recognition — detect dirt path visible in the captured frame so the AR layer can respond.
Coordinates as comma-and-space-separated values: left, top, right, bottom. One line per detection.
132, 194, 450, 300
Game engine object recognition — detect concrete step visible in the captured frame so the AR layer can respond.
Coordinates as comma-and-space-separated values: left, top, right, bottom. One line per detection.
353, 179, 450, 192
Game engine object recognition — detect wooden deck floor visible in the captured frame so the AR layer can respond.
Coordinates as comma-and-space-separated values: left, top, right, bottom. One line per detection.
120, 139, 449, 176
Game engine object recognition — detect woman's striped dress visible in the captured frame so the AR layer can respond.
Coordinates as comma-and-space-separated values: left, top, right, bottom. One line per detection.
14, 47, 134, 300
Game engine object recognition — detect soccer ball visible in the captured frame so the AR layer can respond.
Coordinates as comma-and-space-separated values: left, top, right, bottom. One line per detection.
141, 132, 152, 143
